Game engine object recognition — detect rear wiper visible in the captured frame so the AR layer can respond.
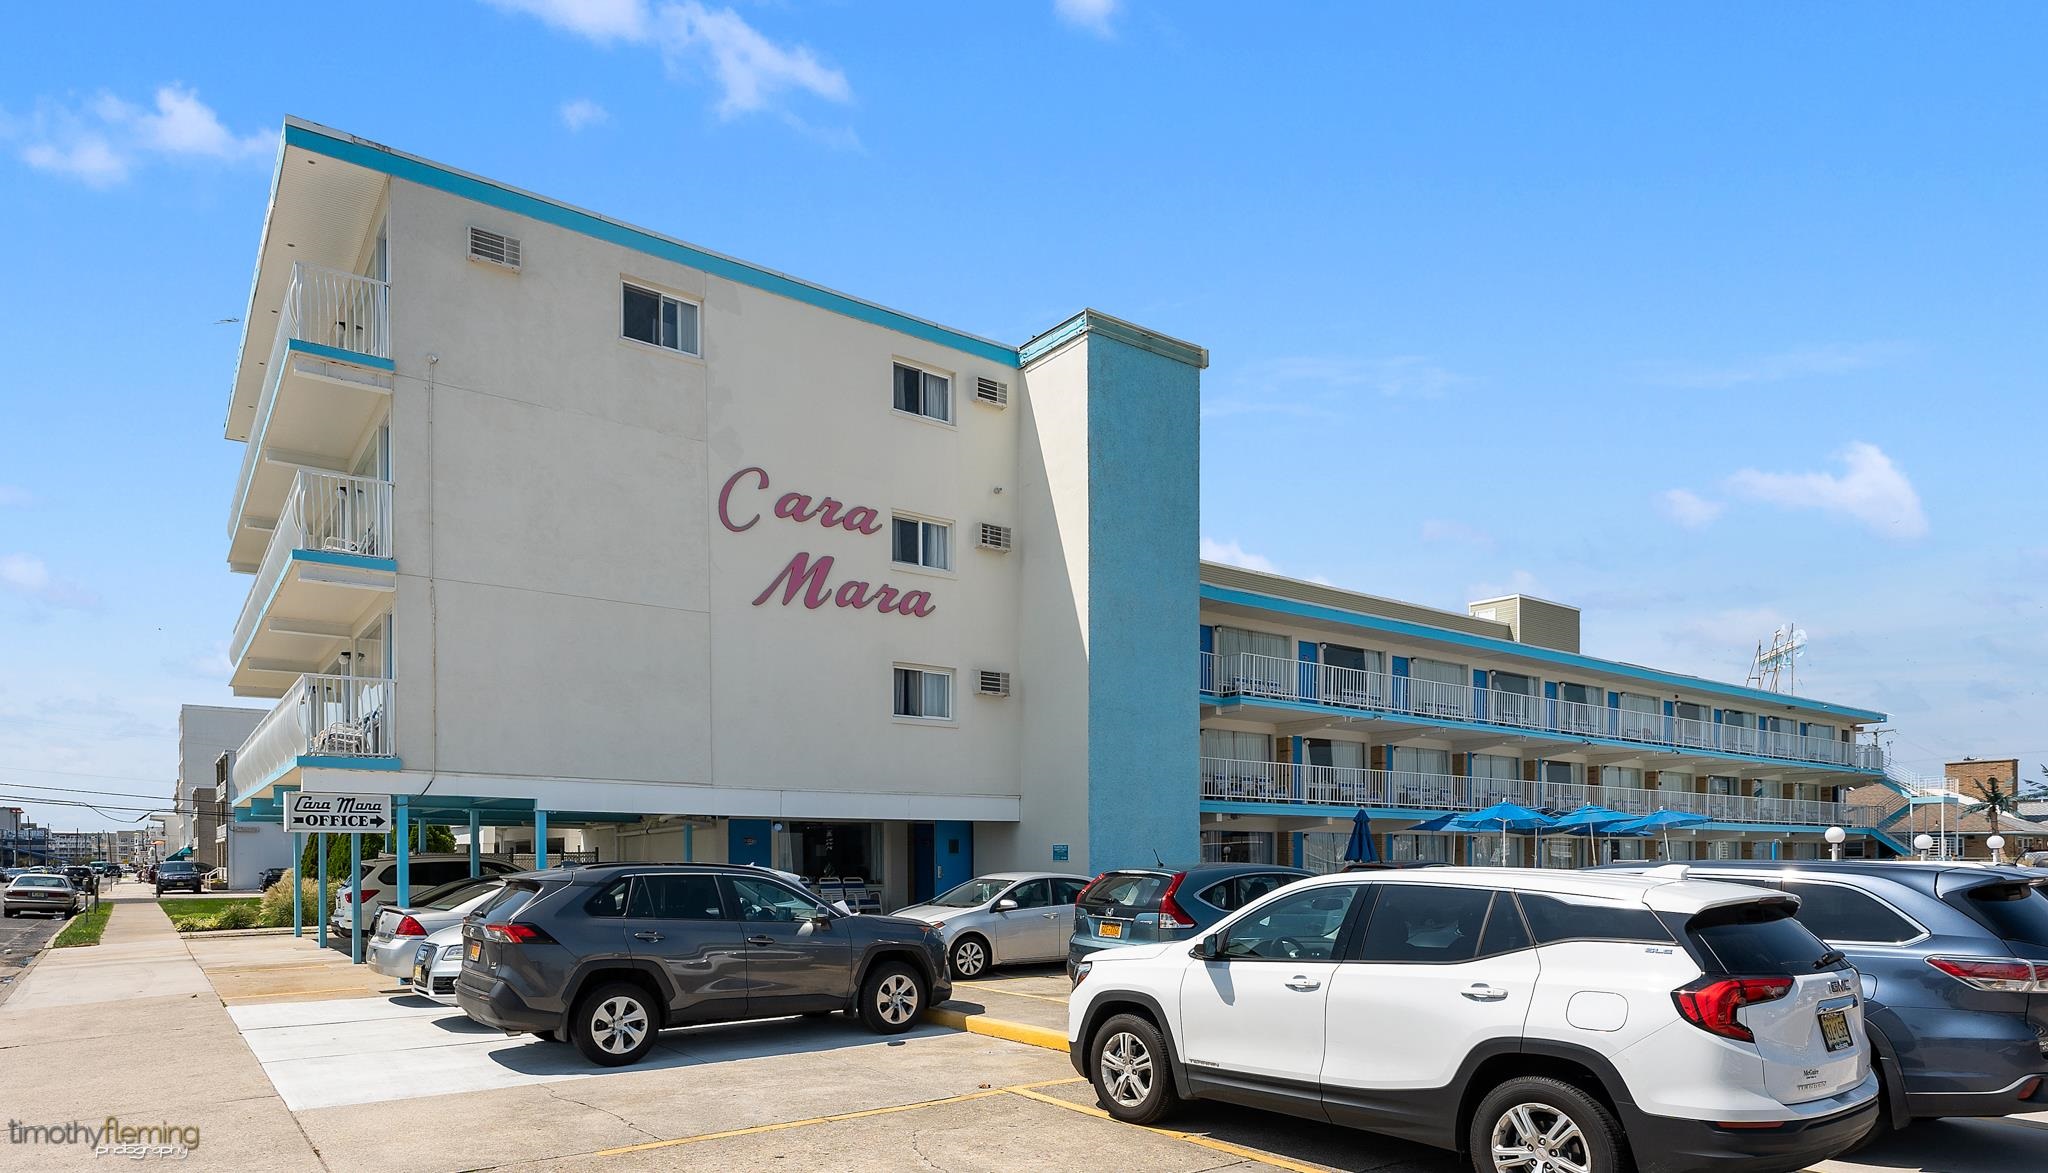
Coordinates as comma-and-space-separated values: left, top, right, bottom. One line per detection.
1815, 949, 1847, 971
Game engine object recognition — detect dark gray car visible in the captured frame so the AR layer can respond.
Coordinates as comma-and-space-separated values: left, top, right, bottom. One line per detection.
1602, 860, 2048, 1139
455, 863, 952, 1066
1067, 863, 1311, 979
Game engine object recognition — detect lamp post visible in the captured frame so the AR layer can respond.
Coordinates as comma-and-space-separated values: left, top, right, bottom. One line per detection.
1987, 834, 2006, 866
1825, 825, 1846, 862
1913, 833, 1933, 861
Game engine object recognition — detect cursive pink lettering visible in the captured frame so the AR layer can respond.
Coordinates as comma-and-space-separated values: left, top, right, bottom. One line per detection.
900, 589, 935, 617
774, 492, 821, 523
840, 505, 882, 535
718, 466, 769, 533
833, 579, 874, 609
752, 551, 836, 609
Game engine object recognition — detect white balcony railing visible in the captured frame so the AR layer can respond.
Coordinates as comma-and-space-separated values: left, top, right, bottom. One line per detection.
230, 470, 394, 666
1199, 758, 1854, 827
230, 262, 391, 537
232, 674, 397, 802
1200, 651, 1885, 773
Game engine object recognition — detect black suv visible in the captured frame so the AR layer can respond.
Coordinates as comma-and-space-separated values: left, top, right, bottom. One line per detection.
455, 863, 952, 1066
155, 861, 203, 895
62, 865, 100, 897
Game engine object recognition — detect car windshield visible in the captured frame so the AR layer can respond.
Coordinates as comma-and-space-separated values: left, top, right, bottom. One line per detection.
13, 878, 65, 890
1686, 900, 1834, 973
930, 878, 1014, 908
1078, 872, 1171, 914
1955, 881, 2048, 948
160, 864, 195, 875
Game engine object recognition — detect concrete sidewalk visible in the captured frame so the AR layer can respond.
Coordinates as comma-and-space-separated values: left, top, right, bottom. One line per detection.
0, 886, 324, 1170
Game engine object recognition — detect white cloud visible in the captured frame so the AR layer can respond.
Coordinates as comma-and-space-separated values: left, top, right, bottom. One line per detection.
1658, 488, 1724, 529
1640, 342, 1911, 389
1055, 0, 1119, 36
8, 85, 267, 187
1200, 537, 1280, 575
0, 553, 100, 611
559, 97, 611, 130
1725, 441, 1928, 540
1420, 519, 1494, 548
490, 0, 851, 122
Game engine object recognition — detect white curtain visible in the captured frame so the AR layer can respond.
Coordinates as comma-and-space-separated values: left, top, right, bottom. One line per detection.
1216, 627, 1289, 662
922, 671, 951, 719
1201, 729, 1269, 761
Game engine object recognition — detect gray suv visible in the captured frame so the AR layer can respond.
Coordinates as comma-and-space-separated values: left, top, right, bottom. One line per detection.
455, 863, 952, 1066
1603, 860, 2048, 1139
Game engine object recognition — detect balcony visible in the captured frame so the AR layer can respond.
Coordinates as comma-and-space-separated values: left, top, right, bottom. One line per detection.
1200, 651, 1885, 773
230, 470, 394, 696
228, 262, 393, 571
232, 674, 398, 804
1199, 758, 1854, 827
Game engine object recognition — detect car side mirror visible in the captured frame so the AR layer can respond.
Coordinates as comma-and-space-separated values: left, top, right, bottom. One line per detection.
994, 898, 1019, 912
1192, 932, 1223, 960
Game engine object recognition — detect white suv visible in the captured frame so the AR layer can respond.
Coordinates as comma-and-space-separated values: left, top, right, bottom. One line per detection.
1068, 867, 1879, 1173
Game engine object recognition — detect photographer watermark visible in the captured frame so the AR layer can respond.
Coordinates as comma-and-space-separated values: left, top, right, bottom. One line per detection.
9, 1117, 200, 1160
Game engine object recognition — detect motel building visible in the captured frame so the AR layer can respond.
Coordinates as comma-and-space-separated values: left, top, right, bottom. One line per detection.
216, 119, 1905, 913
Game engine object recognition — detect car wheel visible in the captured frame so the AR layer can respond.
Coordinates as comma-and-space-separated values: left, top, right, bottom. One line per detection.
1470, 1076, 1625, 1173
570, 982, 659, 1067
1090, 1013, 1178, 1125
1841, 1069, 1896, 1154
858, 961, 926, 1035
948, 935, 990, 980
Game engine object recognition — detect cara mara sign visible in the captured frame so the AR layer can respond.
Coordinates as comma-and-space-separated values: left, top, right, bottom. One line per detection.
718, 465, 937, 619
285, 792, 394, 834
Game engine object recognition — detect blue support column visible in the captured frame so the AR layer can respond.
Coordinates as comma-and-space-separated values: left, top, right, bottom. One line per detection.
316, 835, 328, 949
349, 833, 363, 964
291, 832, 303, 939
684, 822, 694, 862
535, 809, 548, 869
468, 810, 481, 877
395, 796, 411, 909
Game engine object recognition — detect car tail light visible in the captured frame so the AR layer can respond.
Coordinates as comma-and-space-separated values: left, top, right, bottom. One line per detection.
394, 915, 426, 937
483, 922, 553, 944
343, 888, 380, 905
1158, 872, 1196, 930
1673, 977, 1794, 1042
1925, 956, 2045, 993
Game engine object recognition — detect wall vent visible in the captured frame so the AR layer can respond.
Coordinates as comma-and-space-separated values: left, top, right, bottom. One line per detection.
973, 376, 1009, 408
976, 670, 1012, 698
977, 523, 1013, 552
468, 226, 523, 271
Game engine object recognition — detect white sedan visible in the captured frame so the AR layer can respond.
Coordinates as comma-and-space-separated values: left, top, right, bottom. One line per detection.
367, 877, 505, 979
405, 923, 466, 1004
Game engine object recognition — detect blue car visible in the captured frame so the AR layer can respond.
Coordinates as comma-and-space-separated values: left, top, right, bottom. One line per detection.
1603, 859, 2048, 1140
1067, 863, 1309, 980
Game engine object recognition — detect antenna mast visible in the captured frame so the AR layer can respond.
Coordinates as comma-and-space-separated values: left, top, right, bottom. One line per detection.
1746, 623, 1806, 694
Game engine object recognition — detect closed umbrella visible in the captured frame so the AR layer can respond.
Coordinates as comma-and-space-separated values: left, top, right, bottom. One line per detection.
1608, 809, 1709, 859
1448, 801, 1557, 867
1342, 809, 1378, 864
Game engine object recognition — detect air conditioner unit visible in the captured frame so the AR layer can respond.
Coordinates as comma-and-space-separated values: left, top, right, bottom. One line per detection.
976, 670, 1011, 698
973, 376, 1009, 408
468, 226, 523, 271
977, 523, 1013, 552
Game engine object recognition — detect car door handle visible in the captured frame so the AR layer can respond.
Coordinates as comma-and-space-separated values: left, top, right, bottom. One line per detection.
632, 931, 664, 942
1285, 976, 1322, 992
1462, 984, 1509, 1002
746, 935, 777, 946
1043, 912, 1060, 919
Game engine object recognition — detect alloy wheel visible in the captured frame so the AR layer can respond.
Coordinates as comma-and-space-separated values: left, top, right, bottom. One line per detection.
875, 973, 919, 1025
1491, 1102, 1590, 1173
952, 940, 986, 977
1099, 1031, 1153, 1107
590, 996, 648, 1055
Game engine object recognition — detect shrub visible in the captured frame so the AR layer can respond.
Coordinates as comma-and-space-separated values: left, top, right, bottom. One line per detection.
258, 878, 331, 928
210, 903, 259, 931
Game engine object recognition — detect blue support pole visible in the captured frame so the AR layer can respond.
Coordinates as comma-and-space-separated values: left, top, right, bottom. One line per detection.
684, 823, 694, 862
316, 835, 328, 949
468, 810, 481, 877
349, 833, 362, 964
535, 809, 549, 869
291, 832, 303, 939
395, 796, 411, 909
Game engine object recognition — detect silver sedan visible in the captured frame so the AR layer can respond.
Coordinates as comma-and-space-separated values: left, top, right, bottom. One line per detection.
891, 871, 1092, 978
3, 874, 86, 919
368, 877, 506, 978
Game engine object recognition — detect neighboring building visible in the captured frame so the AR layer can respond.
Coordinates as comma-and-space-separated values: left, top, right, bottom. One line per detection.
0, 808, 19, 867
176, 704, 282, 886
216, 119, 1197, 909
1195, 564, 1896, 867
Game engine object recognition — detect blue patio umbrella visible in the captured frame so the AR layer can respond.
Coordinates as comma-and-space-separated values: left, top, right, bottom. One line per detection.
1609, 809, 1710, 858
1551, 804, 1636, 863
1448, 802, 1558, 866
1405, 812, 1466, 832
1342, 809, 1379, 864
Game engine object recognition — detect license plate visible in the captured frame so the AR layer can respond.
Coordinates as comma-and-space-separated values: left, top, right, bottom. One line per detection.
1819, 1007, 1853, 1052
1099, 921, 1123, 939
466, 940, 481, 963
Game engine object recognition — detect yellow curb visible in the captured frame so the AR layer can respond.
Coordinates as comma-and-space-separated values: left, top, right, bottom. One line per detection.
926, 1005, 1068, 1052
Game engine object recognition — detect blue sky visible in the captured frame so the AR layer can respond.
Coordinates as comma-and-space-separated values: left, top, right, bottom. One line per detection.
2, 2, 2044, 832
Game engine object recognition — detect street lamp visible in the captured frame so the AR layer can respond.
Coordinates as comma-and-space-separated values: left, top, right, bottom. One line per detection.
1913, 833, 1933, 861
1825, 825, 1846, 861
1987, 834, 2006, 865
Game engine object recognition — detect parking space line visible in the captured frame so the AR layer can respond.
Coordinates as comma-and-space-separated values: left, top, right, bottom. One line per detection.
1004, 1086, 1330, 1173
959, 984, 1071, 1005
590, 1078, 1085, 1158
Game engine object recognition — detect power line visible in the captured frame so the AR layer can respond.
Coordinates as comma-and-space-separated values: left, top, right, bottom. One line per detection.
0, 780, 175, 803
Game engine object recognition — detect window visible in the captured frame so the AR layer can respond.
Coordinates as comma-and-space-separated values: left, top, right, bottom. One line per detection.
1685, 901, 1831, 973
893, 667, 953, 720
891, 516, 952, 570
1052, 878, 1089, 904
1198, 872, 1294, 912
1200, 829, 1275, 864
1518, 893, 1675, 945
893, 362, 952, 423
1201, 729, 1271, 762
1782, 881, 1919, 944
729, 875, 828, 922
1477, 895, 1533, 958
1356, 884, 1493, 964
1005, 879, 1054, 909
585, 878, 634, 918
1953, 882, 2048, 948
1221, 884, 1357, 960
622, 284, 700, 355
632, 874, 725, 920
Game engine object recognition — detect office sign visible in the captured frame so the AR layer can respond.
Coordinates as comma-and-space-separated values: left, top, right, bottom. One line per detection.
286, 792, 393, 834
